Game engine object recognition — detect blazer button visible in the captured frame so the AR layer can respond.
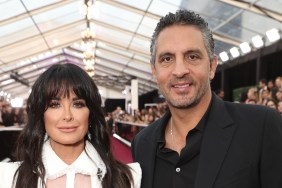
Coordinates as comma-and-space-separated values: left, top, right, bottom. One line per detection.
176, 167, 180, 172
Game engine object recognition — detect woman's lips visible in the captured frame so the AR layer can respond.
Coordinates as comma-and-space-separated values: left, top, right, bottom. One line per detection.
58, 126, 78, 133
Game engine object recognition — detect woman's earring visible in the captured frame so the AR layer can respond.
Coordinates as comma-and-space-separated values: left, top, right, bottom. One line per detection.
88, 124, 92, 140
44, 133, 49, 141
88, 132, 92, 140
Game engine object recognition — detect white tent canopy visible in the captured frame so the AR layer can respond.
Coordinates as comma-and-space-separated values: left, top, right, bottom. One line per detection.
0, 0, 281, 100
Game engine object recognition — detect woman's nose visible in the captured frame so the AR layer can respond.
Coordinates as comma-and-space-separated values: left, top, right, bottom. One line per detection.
63, 108, 74, 121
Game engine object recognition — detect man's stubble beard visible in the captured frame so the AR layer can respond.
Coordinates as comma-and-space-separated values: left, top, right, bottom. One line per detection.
159, 78, 210, 109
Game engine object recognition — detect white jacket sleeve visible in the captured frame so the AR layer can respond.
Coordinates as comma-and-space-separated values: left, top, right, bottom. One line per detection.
0, 162, 20, 188
128, 162, 142, 188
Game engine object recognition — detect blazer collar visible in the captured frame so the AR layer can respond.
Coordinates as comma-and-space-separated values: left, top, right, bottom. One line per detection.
136, 111, 170, 188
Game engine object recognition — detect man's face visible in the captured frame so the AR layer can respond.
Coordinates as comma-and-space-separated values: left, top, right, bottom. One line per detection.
151, 25, 217, 108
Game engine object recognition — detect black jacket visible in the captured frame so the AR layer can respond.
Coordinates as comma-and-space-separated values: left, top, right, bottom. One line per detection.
132, 94, 282, 188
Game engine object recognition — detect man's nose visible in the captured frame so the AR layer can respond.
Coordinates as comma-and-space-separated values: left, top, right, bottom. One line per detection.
172, 58, 190, 77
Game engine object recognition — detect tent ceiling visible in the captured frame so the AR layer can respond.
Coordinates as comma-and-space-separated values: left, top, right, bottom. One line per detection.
0, 0, 281, 100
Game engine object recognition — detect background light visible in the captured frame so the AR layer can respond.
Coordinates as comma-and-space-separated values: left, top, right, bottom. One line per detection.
11, 98, 24, 108
251, 35, 264, 48
219, 51, 229, 62
266, 28, 280, 42
230, 47, 240, 58
239, 42, 251, 54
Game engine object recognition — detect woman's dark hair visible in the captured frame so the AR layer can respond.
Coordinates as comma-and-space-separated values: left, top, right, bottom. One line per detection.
14, 63, 133, 188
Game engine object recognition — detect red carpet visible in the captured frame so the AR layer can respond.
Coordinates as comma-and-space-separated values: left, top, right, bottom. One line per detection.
111, 137, 133, 164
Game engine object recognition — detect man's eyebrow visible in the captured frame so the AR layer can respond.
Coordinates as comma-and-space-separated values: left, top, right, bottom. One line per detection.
157, 52, 174, 58
158, 48, 204, 57
184, 49, 203, 55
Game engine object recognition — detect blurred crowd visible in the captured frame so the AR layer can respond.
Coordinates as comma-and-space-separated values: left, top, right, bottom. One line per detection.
107, 75, 282, 129
0, 98, 27, 127
0, 76, 281, 129
241, 76, 282, 116
106, 102, 168, 126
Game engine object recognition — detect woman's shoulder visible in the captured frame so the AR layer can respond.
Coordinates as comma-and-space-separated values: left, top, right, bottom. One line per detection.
127, 162, 142, 188
0, 161, 20, 173
0, 161, 20, 187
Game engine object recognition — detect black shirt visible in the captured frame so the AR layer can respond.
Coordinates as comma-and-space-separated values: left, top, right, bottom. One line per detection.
153, 105, 211, 188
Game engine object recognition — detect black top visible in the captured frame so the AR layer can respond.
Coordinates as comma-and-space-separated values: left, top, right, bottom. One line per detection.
153, 103, 211, 188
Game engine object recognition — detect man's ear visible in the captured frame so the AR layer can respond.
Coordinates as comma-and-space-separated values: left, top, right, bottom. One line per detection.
151, 63, 157, 82
209, 55, 218, 80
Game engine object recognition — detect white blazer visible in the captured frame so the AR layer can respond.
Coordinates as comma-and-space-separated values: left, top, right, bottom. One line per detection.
0, 140, 141, 188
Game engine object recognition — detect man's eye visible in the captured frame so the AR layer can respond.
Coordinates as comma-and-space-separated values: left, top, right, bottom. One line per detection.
188, 54, 199, 60
161, 56, 172, 63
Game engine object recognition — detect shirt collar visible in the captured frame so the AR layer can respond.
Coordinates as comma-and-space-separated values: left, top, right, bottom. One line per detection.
42, 139, 106, 181
156, 97, 213, 144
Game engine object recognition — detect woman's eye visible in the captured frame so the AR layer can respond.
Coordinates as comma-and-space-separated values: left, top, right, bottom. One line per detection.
73, 101, 86, 108
48, 101, 60, 108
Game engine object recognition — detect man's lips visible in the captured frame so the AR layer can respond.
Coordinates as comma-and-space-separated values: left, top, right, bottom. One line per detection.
172, 83, 191, 88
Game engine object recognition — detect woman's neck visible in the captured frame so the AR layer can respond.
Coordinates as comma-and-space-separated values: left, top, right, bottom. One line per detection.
49, 139, 85, 165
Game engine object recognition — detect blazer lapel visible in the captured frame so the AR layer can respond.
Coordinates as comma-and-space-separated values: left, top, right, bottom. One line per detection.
137, 112, 170, 188
137, 136, 157, 188
194, 95, 236, 188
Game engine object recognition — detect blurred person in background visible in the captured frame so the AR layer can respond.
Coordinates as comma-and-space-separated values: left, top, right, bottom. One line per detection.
245, 87, 259, 104
1, 104, 15, 127
267, 79, 274, 91
258, 78, 267, 94
265, 99, 277, 110
0, 98, 4, 126
215, 89, 224, 100
277, 101, 282, 116
258, 88, 271, 105
275, 89, 282, 102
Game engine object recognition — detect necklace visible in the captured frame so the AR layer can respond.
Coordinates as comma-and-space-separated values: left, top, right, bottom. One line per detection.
170, 118, 175, 150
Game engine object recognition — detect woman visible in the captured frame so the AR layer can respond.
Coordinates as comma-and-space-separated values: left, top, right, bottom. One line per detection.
0, 63, 141, 188
277, 100, 282, 116
245, 87, 259, 104
265, 98, 277, 110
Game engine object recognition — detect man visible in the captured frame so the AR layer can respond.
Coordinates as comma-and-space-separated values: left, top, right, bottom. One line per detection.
215, 89, 224, 100
131, 10, 282, 188
258, 78, 267, 94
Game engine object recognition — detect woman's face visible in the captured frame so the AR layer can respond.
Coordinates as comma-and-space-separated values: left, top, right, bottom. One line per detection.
277, 101, 282, 114
44, 91, 90, 149
266, 100, 276, 109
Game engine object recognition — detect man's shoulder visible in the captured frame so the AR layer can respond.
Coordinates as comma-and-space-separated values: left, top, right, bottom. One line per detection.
222, 100, 281, 122
224, 100, 274, 113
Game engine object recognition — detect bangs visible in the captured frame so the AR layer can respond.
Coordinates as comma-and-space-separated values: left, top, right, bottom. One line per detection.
30, 63, 100, 112
43, 67, 87, 101
46, 79, 74, 99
